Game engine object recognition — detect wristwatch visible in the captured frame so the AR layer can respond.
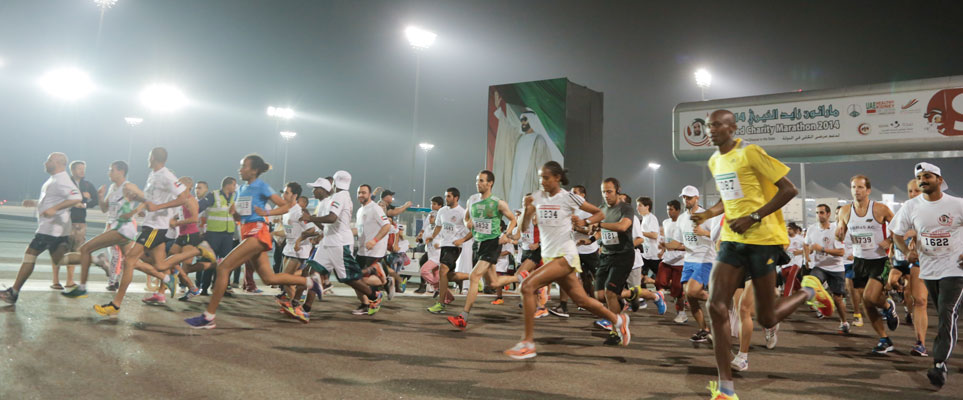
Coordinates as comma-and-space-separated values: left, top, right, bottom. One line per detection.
749, 212, 761, 222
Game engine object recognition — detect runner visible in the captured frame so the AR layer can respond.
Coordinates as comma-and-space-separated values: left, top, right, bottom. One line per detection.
61, 161, 142, 299
890, 178, 929, 356
1, 153, 82, 305
695, 110, 832, 400
890, 162, 963, 388
504, 162, 630, 359
637, 196, 662, 294
805, 204, 851, 333
425, 187, 471, 314
354, 183, 391, 300
57, 160, 98, 290
447, 170, 518, 329
184, 155, 323, 328
418, 196, 445, 297
272, 184, 316, 315
555, 184, 599, 317
836, 174, 900, 354
658, 200, 687, 323
838, 205, 863, 327
671, 185, 721, 344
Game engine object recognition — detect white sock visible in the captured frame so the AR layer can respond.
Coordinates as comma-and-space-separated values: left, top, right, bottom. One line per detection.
203, 311, 215, 320
305, 277, 314, 289
737, 351, 748, 359
78, 284, 86, 291
162, 275, 171, 283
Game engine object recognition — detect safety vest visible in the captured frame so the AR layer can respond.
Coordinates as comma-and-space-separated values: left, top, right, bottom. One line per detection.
206, 191, 236, 233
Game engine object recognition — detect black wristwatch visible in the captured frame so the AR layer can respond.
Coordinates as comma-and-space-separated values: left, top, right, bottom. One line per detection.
749, 212, 761, 222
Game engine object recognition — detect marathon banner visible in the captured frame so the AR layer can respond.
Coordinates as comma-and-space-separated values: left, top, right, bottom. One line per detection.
673, 75, 963, 163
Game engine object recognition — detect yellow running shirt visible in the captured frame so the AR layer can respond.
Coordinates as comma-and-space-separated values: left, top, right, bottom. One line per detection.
708, 138, 790, 245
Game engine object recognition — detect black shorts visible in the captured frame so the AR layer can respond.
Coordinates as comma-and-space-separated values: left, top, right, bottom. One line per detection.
175, 233, 204, 248
596, 251, 634, 293
472, 238, 501, 265
439, 246, 462, 268
579, 251, 600, 277
892, 261, 911, 276
852, 257, 889, 289
28, 233, 69, 253
642, 258, 660, 278
811, 267, 847, 295
716, 241, 787, 280
136, 227, 168, 250
520, 248, 542, 265
355, 255, 382, 269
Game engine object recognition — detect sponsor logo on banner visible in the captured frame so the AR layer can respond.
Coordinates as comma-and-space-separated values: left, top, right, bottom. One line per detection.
866, 100, 895, 115
902, 99, 918, 109
684, 118, 711, 146
924, 88, 963, 136
857, 123, 871, 135
847, 104, 861, 117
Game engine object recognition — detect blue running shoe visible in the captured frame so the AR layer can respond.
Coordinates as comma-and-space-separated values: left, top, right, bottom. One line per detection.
654, 290, 667, 315
881, 298, 900, 331
184, 314, 216, 329
872, 337, 894, 354
309, 273, 325, 300
595, 319, 613, 330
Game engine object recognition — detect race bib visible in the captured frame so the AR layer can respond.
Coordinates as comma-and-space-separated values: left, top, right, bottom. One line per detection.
442, 222, 455, 233
283, 224, 293, 237
521, 232, 533, 243
236, 196, 253, 216
601, 230, 619, 245
684, 232, 699, 246
715, 172, 744, 201
920, 232, 951, 255
474, 219, 492, 235
108, 201, 120, 217
849, 233, 875, 250
537, 206, 564, 227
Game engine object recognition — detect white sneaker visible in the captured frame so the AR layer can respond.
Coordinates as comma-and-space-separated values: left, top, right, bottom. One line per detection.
639, 299, 648, 309
674, 310, 688, 324
730, 354, 749, 371
765, 323, 779, 349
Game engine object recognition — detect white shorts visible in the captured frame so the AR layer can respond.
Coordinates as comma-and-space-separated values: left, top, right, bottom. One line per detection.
542, 241, 582, 273
455, 241, 473, 274
283, 242, 312, 260
495, 259, 510, 273
109, 221, 138, 242
627, 267, 642, 288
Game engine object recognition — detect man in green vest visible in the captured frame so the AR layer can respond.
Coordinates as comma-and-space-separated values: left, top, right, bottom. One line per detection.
198, 176, 237, 295
447, 170, 518, 330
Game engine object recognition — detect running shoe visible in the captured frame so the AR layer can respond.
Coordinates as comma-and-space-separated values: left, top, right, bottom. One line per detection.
427, 302, 446, 314
638, 299, 648, 310
142, 292, 166, 304
283, 305, 309, 323
517, 270, 530, 285
615, 313, 631, 346
352, 304, 368, 315
872, 337, 894, 354
813, 307, 825, 319
534, 307, 549, 319
764, 323, 779, 349
61, 285, 88, 298
399, 278, 408, 293
367, 291, 384, 315
245, 287, 264, 294
595, 319, 613, 330
197, 241, 217, 263
275, 292, 290, 306
308, 273, 325, 301
178, 288, 201, 302
881, 298, 900, 331
707, 381, 740, 400
690, 329, 711, 343
853, 313, 864, 327
730, 354, 749, 372
0, 288, 18, 305
911, 342, 928, 357
839, 321, 851, 334
387, 276, 396, 300
674, 310, 688, 324
490, 298, 504, 305
504, 341, 536, 360
106, 282, 118, 292
184, 314, 216, 329
548, 305, 570, 318
537, 287, 548, 307
447, 315, 467, 330
904, 311, 913, 326
801, 276, 834, 317
164, 275, 178, 298
654, 290, 667, 315
928, 363, 947, 388
93, 302, 119, 317
603, 330, 621, 346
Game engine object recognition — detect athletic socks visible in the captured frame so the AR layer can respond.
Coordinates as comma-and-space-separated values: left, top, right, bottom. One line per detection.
203, 311, 215, 320
459, 311, 469, 321
802, 287, 815, 300
304, 278, 314, 289
737, 351, 748, 359
78, 284, 86, 291
719, 380, 735, 396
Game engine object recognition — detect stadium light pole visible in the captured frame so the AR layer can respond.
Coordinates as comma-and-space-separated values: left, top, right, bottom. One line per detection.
124, 116, 143, 165
695, 68, 712, 101
648, 162, 661, 206
280, 131, 297, 185
419, 142, 435, 207
405, 26, 436, 204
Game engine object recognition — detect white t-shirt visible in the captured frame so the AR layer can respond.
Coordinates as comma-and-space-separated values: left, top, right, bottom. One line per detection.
674, 207, 721, 264
531, 188, 584, 258
495, 242, 514, 273
356, 201, 390, 257
436, 204, 469, 247
890, 194, 963, 280
142, 167, 187, 230
424, 210, 441, 261
36, 171, 82, 237
104, 181, 129, 225
787, 234, 805, 267
166, 207, 183, 239
282, 206, 314, 259
640, 213, 660, 260
806, 222, 845, 272
661, 217, 685, 266
632, 215, 644, 269
517, 222, 537, 251
574, 208, 600, 254
321, 190, 354, 247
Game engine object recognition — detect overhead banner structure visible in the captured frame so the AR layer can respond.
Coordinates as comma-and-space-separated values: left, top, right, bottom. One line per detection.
487, 78, 603, 208
673, 75, 963, 163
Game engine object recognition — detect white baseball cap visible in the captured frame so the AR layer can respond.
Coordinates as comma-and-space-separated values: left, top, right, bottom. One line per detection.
307, 177, 332, 192
679, 185, 699, 198
333, 170, 351, 190
915, 162, 949, 191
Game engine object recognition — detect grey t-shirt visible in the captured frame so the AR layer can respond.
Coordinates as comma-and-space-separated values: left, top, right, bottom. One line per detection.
600, 201, 635, 254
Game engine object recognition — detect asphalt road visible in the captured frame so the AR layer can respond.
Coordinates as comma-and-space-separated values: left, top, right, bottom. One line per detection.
0, 214, 960, 399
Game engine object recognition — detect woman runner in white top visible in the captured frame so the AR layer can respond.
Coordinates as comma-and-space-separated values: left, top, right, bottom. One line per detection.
505, 161, 631, 360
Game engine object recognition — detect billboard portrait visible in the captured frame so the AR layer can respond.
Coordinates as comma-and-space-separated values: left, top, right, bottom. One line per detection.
487, 78, 567, 208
